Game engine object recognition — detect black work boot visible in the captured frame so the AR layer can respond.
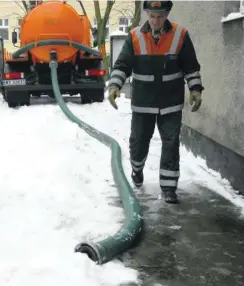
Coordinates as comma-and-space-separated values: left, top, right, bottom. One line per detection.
131, 170, 144, 187
161, 188, 179, 204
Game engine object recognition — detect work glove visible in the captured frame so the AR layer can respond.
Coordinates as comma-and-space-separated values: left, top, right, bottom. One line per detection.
108, 87, 120, 110
189, 91, 202, 112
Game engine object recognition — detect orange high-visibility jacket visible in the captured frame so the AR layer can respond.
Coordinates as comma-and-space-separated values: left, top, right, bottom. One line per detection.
109, 20, 204, 115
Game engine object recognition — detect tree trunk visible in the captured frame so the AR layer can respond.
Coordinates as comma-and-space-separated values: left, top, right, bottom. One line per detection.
21, 1, 28, 12
93, 0, 115, 79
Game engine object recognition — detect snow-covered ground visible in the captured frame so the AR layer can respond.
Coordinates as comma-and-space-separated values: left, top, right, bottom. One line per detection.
0, 90, 244, 286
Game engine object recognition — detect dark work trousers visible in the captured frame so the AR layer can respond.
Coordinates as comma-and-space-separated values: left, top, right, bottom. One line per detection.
129, 111, 182, 191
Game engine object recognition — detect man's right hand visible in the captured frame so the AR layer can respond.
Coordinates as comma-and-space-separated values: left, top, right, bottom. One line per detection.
189, 91, 202, 112
108, 87, 120, 110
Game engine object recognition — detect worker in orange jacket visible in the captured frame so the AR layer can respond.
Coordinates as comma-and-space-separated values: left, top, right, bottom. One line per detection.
108, 1, 204, 204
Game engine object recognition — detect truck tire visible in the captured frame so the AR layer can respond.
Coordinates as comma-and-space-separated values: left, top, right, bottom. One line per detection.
31, 92, 41, 98
81, 89, 104, 104
47, 91, 55, 98
6, 91, 30, 108
2, 89, 7, 102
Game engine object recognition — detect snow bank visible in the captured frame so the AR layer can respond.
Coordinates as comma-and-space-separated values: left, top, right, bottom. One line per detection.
0, 97, 139, 286
221, 12, 244, 23
110, 30, 128, 37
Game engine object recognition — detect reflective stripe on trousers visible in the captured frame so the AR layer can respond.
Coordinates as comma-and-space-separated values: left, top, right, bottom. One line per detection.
160, 168, 180, 188
131, 156, 147, 172
160, 179, 178, 187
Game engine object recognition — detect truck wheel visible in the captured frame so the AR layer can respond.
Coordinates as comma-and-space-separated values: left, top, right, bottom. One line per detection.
2, 89, 7, 102
95, 89, 104, 102
95, 92, 104, 102
81, 96, 92, 104
31, 92, 41, 98
6, 91, 30, 108
48, 91, 55, 98
81, 89, 104, 104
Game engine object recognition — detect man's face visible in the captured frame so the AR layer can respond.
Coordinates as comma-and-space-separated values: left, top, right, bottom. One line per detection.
148, 11, 168, 30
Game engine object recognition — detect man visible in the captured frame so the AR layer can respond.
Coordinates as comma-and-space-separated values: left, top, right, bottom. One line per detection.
108, 1, 204, 204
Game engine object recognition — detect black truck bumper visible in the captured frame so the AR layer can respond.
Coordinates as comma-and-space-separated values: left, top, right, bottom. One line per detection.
2, 82, 105, 107
4, 82, 105, 93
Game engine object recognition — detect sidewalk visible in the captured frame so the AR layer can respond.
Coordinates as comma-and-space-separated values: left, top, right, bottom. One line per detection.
120, 183, 244, 286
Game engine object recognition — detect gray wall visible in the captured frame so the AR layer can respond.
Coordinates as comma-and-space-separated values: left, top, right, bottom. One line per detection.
141, 1, 244, 158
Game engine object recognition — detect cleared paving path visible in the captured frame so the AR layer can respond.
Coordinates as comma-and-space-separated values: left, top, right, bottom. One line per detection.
120, 182, 244, 286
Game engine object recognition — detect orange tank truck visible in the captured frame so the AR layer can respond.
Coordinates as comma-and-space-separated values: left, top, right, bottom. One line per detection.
0, 0, 105, 108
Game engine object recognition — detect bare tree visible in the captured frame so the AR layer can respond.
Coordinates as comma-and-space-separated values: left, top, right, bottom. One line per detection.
21, 1, 28, 12
110, 1, 141, 32
129, 1, 141, 30
93, 0, 115, 77
92, 1, 140, 75
21, 1, 42, 12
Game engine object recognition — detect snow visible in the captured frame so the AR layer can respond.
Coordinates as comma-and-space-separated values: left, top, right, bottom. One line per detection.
0, 89, 244, 285
0, 98, 138, 286
221, 12, 244, 23
110, 30, 128, 37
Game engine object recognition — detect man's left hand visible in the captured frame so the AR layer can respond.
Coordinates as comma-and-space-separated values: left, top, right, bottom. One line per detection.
189, 91, 202, 112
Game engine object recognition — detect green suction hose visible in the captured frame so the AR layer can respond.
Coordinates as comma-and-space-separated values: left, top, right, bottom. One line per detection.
50, 58, 143, 264
13, 40, 143, 264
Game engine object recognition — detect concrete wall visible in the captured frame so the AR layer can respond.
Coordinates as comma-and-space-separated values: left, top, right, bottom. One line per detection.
141, 1, 244, 193
169, 1, 244, 158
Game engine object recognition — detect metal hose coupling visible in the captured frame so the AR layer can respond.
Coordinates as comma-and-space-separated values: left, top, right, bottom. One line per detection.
49, 50, 58, 68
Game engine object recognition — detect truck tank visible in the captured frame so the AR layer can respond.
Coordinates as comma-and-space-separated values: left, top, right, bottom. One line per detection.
20, 1, 91, 63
